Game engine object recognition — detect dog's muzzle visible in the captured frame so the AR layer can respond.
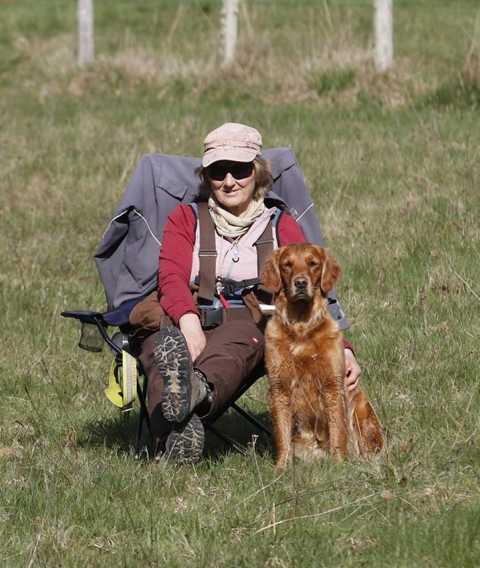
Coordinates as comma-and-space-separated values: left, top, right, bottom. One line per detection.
291, 277, 311, 300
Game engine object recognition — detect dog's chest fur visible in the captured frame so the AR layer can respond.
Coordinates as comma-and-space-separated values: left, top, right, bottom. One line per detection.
265, 316, 343, 392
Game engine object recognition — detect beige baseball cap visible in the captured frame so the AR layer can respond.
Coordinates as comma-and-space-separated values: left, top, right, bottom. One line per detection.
202, 122, 262, 167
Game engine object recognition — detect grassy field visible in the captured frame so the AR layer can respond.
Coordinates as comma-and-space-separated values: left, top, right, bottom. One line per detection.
1, 0, 480, 566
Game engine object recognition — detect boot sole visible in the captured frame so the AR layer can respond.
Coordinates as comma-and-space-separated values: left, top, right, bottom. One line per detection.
165, 414, 205, 464
154, 326, 192, 423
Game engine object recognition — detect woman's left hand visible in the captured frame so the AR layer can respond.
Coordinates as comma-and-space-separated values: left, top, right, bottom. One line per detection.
344, 348, 361, 392
179, 313, 207, 362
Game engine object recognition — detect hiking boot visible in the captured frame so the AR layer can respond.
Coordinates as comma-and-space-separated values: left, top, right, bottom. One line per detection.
154, 326, 209, 423
164, 413, 205, 464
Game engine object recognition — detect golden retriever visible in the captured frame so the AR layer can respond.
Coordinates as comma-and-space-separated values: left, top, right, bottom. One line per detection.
262, 244, 384, 469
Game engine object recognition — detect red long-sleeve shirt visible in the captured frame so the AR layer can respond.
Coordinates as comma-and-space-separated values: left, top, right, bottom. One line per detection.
158, 204, 353, 352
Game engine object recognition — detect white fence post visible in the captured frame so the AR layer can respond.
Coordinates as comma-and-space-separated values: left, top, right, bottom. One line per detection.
374, 0, 393, 72
223, 0, 239, 65
77, 0, 94, 65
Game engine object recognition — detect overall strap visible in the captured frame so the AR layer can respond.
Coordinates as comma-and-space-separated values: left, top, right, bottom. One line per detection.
197, 202, 217, 302
255, 208, 281, 298
256, 207, 282, 276
254, 218, 274, 276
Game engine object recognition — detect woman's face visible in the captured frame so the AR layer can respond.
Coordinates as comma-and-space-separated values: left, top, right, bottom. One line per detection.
207, 160, 256, 216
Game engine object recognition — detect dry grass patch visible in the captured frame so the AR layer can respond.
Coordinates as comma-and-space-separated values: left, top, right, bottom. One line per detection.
13, 33, 76, 75
6, 9, 434, 109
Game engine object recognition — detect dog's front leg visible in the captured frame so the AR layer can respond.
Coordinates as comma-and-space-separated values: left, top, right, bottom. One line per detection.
269, 387, 293, 469
324, 378, 348, 461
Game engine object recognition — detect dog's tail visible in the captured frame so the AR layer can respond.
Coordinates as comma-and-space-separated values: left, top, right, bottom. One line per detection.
350, 390, 384, 456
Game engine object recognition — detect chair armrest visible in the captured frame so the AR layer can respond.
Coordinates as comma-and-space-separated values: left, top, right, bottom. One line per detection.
61, 310, 106, 325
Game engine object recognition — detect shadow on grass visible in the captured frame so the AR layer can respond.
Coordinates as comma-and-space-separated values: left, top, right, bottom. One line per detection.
78, 407, 273, 461
204, 409, 273, 461
79, 411, 141, 454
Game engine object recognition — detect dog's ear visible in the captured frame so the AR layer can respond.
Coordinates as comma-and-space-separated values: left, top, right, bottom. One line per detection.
320, 250, 341, 294
261, 248, 283, 293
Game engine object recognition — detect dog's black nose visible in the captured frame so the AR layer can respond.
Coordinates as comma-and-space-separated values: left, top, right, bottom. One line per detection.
294, 278, 307, 290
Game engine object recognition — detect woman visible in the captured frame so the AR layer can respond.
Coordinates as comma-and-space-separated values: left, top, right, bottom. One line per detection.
139, 122, 361, 463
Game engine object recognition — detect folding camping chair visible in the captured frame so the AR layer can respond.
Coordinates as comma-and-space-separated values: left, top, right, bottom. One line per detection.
61, 148, 349, 458
61, 305, 270, 457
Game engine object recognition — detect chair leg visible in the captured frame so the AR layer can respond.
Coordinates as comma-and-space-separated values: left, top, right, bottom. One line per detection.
230, 402, 271, 437
135, 401, 145, 458
135, 374, 152, 458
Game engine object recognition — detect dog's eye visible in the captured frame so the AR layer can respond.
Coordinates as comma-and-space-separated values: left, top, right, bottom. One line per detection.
308, 260, 319, 268
282, 261, 293, 271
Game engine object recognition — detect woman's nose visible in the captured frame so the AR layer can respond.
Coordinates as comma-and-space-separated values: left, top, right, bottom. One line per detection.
223, 172, 235, 187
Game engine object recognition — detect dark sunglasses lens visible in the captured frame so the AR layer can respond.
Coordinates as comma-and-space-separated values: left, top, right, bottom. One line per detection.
232, 162, 254, 178
208, 162, 253, 181
207, 164, 227, 181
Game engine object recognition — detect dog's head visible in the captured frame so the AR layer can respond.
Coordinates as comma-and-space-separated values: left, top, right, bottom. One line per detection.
262, 244, 341, 302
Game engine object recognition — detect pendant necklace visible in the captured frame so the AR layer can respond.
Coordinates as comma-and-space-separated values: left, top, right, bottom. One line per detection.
231, 236, 241, 263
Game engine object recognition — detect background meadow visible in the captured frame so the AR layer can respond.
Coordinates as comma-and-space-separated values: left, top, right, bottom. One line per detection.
1, 0, 479, 566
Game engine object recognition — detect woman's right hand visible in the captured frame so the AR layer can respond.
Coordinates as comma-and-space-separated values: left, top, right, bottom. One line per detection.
178, 313, 207, 362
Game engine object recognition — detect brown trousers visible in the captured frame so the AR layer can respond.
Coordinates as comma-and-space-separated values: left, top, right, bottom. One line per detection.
135, 315, 265, 436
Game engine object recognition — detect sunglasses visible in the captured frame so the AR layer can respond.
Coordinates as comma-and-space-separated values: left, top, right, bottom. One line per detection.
207, 161, 254, 182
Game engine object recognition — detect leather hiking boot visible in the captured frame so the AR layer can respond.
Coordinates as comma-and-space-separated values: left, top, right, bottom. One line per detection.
154, 326, 209, 423
164, 414, 205, 464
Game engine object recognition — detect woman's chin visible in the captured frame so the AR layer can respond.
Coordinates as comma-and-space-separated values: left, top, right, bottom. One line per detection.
218, 199, 245, 213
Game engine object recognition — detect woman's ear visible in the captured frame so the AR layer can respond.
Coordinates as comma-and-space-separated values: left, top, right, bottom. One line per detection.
320, 250, 341, 294
261, 248, 283, 293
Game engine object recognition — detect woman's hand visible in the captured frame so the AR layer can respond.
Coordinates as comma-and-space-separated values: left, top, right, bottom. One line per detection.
344, 348, 361, 392
179, 313, 207, 362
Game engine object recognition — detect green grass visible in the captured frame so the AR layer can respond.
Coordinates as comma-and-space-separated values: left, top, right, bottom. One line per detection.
1, 0, 480, 566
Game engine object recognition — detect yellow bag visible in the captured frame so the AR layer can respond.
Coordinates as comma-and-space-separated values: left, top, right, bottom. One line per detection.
104, 350, 138, 411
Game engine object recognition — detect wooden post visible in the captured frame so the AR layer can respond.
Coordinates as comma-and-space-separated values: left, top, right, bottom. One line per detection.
77, 0, 94, 65
374, 0, 393, 72
223, 0, 239, 65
